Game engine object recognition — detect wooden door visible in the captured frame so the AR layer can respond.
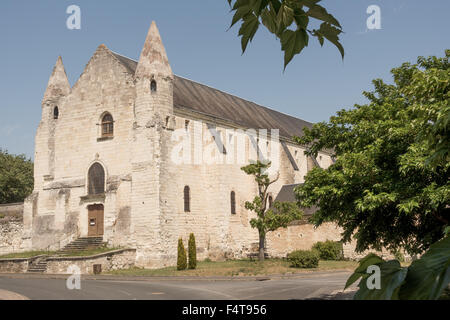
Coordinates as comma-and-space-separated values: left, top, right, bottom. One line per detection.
88, 204, 104, 237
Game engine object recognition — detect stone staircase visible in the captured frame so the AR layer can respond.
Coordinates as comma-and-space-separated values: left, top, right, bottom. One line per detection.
25, 237, 105, 273
27, 256, 48, 273
62, 237, 105, 251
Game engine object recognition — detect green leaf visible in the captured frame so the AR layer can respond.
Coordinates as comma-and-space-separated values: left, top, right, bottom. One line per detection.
398, 236, 450, 300
306, 4, 342, 28
230, 0, 253, 28
345, 253, 384, 289
252, 0, 266, 15
239, 14, 260, 53
260, 4, 278, 34
345, 271, 364, 290
318, 22, 344, 59
280, 28, 308, 69
354, 260, 408, 300
276, 4, 294, 30
355, 253, 384, 273
294, 12, 309, 29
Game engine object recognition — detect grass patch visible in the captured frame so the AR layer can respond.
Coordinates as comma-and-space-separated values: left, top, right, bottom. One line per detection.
107, 259, 358, 277
0, 251, 57, 259
0, 247, 122, 259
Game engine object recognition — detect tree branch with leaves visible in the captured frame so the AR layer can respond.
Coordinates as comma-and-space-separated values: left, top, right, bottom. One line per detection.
227, 0, 344, 69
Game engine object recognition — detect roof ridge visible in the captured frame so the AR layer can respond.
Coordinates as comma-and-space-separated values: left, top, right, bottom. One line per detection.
109, 50, 137, 61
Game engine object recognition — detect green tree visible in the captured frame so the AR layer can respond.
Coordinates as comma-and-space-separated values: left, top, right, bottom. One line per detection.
241, 161, 303, 261
188, 233, 197, 270
294, 51, 449, 257
227, 0, 344, 69
177, 238, 187, 270
0, 149, 34, 204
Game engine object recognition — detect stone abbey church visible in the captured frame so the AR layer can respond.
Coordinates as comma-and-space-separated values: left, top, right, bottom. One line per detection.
22, 22, 342, 268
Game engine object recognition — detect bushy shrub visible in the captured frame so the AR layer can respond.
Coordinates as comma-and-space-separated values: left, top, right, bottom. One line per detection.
177, 238, 187, 270
188, 233, 197, 269
287, 250, 319, 268
312, 240, 343, 260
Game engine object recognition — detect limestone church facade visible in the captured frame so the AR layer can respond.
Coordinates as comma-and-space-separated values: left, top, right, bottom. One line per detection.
22, 22, 339, 268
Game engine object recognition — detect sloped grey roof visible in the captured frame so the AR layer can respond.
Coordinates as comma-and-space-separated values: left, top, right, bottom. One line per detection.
111, 52, 312, 139
275, 184, 318, 216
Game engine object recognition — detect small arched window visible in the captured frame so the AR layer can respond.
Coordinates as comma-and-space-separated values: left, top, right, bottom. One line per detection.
88, 163, 105, 195
184, 186, 190, 212
151, 80, 157, 93
268, 195, 273, 208
101, 113, 114, 137
53, 106, 59, 120
230, 191, 236, 215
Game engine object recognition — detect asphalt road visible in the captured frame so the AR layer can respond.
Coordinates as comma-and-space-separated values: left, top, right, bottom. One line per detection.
0, 271, 356, 300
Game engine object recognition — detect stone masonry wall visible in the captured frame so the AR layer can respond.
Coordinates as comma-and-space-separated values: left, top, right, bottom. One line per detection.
45, 249, 136, 274
0, 203, 25, 255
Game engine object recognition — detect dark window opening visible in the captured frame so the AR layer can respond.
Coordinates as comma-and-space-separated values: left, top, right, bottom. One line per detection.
268, 195, 273, 208
53, 106, 59, 120
151, 80, 157, 93
101, 113, 114, 137
184, 186, 190, 212
88, 163, 105, 195
230, 191, 236, 215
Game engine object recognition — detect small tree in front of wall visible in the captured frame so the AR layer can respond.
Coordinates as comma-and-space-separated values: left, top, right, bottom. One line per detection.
241, 161, 303, 261
177, 238, 187, 271
188, 233, 197, 270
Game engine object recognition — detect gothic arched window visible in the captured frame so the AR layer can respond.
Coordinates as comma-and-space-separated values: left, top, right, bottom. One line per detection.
230, 191, 236, 215
53, 106, 59, 120
101, 113, 114, 137
151, 80, 157, 93
184, 186, 190, 212
88, 163, 105, 195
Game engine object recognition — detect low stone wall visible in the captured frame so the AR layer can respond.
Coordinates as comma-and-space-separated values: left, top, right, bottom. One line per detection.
0, 258, 29, 273
0, 203, 24, 218
45, 249, 136, 274
0, 249, 136, 274
267, 222, 396, 261
267, 222, 343, 258
343, 240, 398, 261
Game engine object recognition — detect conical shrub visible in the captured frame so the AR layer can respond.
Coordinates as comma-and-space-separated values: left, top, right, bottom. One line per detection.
177, 238, 187, 270
188, 233, 197, 269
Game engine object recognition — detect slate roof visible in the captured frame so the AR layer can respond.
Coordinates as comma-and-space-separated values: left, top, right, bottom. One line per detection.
274, 183, 318, 216
111, 52, 313, 139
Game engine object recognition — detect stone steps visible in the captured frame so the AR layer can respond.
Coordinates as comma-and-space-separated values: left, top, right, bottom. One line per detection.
27, 258, 48, 273
25, 237, 106, 273
62, 237, 105, 251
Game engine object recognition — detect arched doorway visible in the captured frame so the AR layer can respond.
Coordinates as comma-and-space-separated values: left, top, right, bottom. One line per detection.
88, 204, 104, 237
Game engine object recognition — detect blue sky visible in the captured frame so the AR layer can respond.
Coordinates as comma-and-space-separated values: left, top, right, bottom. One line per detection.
1, 0, 449, 158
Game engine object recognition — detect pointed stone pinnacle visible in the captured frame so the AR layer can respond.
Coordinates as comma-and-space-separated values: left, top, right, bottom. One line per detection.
43, 56, 71, 102
135, 21, 173, 79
